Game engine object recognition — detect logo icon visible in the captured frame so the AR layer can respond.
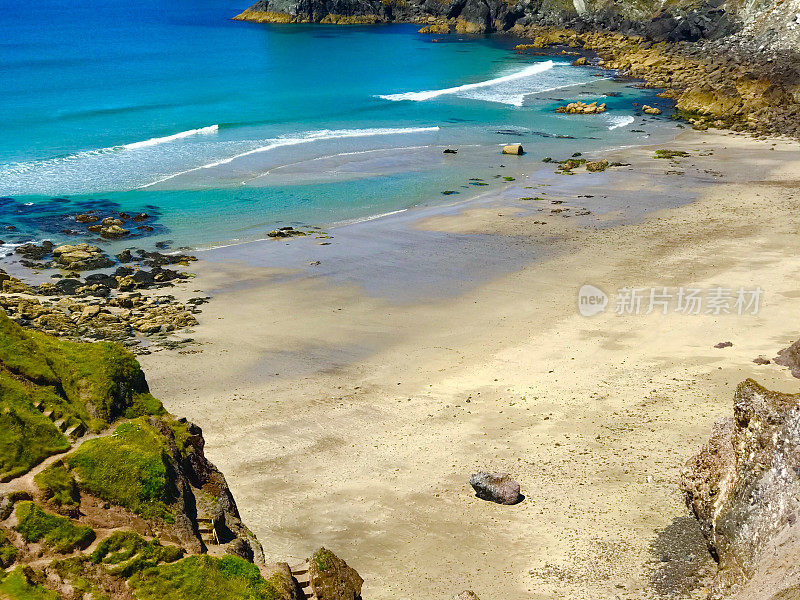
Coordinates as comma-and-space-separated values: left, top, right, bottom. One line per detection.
578, 284, 608, 317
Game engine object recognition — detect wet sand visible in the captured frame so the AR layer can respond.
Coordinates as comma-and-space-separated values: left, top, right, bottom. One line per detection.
140, 130, 800, 599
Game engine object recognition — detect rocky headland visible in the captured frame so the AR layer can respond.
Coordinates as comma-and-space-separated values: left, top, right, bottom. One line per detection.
0, 310, 363, 600
234, 0, 800, 136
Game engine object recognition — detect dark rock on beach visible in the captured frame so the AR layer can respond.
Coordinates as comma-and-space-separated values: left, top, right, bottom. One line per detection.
469, 472, 522, 504
774, 338, 800, 377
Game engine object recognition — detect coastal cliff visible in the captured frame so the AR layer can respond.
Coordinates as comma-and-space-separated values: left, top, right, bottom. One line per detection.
234, 0, 800, 136
0, 311, 362, 600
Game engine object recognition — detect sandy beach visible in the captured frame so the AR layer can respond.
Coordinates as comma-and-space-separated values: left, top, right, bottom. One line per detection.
138, 130, 800, 599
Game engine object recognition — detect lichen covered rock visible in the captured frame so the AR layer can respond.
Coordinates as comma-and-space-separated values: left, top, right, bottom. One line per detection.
309, 547, 363, 600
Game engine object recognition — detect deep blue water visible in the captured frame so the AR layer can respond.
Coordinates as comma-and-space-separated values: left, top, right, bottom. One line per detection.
0, 0, 676, 250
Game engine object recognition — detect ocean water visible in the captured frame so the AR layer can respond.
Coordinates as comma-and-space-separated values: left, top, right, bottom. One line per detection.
0, 0, 677, 251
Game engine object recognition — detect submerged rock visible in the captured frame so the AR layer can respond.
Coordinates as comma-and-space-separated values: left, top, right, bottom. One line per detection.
556, 101, 606, 114
15, 241, 53, 260
469, 472, 522, 504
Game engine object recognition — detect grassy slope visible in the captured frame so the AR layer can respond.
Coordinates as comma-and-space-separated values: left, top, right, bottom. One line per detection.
0, 313, 291, 600
66, 420, 176, 522
0, 569, 63, 600
130, 555, 287, 600
0, 310, 164, 481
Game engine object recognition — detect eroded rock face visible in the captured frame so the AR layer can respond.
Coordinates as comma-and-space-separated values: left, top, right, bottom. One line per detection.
469, 472, 522, 504
308, 547, 363, 600
681, 379, 800, 599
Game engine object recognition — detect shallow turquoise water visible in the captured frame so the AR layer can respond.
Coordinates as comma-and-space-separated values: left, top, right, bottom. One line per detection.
0, 0, 676, 250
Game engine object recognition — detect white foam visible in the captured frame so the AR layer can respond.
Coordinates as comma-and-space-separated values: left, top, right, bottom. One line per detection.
607, 115, 635, 130
122, 125, 219, 149
1, 125, 219, 178
140, 126, 440, 188
379, 62, 556, 104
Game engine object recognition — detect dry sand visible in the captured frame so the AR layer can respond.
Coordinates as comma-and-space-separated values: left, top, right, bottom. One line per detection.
140, 130, 800, 599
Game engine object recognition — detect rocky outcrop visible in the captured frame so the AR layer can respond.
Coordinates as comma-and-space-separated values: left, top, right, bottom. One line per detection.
681, 379, 800, 599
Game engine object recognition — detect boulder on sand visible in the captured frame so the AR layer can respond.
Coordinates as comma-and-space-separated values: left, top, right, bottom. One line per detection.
502, 144, 524, 155
469, 472, 522, 504
307, 547, 363, 600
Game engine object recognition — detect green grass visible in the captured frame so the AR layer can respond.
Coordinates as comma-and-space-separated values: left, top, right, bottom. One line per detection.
313, 547, 336, 572
0, 528, 18, 568
91, 531, 184, 578
0, 568, 63, 600
34, 462, 79, 510
0, 373, 69, 482
130, 555, 287, 600
14, 502, 94, 553
0, 310, 164, 481
67, 420, 175, 522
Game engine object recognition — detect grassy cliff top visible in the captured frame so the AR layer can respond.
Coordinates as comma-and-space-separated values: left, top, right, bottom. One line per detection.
0, 310, 164, 482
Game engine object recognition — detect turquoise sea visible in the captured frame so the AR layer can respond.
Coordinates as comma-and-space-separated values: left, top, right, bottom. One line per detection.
1, 0, 677, 251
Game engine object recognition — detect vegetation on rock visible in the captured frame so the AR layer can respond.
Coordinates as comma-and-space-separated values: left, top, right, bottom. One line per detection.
33, 462, 80, 511
67, 420, 176, 522
91, 531, 184, 578
0, 528, 18, 568
0, 568, 63, 600
130, 555, 288, 600
14, 502, 94, 553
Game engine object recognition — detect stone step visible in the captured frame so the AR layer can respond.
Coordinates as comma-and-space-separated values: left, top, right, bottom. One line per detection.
54, 419, 66, 431
65, 423, 86, 438
42, 410, 53, 419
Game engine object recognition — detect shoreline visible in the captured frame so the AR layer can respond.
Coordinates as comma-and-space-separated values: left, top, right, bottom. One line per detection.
137, 129, 800, 598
